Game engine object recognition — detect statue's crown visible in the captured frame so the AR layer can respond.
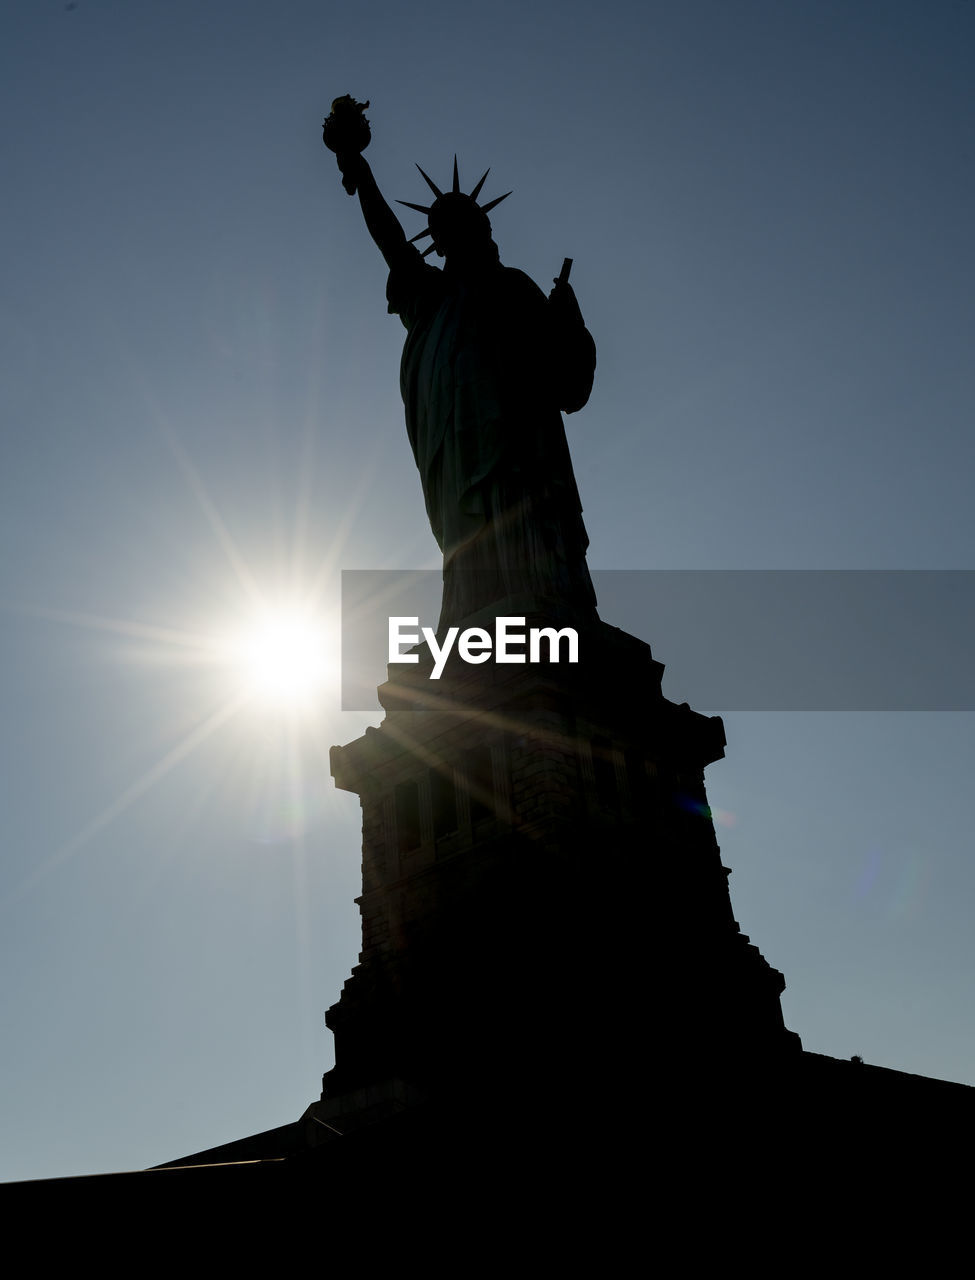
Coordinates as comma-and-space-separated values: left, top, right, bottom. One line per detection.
397, 157, 511, 256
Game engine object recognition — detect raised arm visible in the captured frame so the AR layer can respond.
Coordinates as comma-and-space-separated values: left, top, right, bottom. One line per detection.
323, 98, 409, 271
337, 153, 408, 270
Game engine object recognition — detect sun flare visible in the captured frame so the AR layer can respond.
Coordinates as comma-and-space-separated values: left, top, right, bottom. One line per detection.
230, 607, 332, 710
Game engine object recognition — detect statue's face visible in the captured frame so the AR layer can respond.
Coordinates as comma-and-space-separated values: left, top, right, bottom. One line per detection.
428, 194, 493, 259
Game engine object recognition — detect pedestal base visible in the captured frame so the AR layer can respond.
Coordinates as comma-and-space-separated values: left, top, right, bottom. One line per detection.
314, 618, 799, 1137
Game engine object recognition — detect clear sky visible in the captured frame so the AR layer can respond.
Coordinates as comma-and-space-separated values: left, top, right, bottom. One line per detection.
2, 1, 974, 1181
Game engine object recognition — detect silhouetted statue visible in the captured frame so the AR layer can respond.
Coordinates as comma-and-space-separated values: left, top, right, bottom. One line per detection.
324, 97, 597, 629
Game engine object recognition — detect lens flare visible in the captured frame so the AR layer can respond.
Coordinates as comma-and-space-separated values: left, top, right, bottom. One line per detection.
231, 608, 331, 710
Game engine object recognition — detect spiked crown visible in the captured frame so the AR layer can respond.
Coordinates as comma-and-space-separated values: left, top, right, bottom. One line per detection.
397, 157, 511, 257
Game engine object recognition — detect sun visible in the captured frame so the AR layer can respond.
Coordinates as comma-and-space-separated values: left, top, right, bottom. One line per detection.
230, 606, 332, 711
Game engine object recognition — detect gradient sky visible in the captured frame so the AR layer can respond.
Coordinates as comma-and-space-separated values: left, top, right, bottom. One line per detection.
2, 1, 974, 1181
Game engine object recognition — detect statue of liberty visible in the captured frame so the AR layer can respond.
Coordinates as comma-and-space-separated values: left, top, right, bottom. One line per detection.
324, 98, 597, 631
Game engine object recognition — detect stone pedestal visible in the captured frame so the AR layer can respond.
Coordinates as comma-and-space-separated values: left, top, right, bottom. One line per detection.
308, 616, 799, 1140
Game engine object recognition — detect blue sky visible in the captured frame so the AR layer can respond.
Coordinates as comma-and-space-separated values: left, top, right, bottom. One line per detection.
2, 1, 974, 1180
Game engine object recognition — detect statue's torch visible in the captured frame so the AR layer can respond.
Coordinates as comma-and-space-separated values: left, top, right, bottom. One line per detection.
322, 95, 371, 195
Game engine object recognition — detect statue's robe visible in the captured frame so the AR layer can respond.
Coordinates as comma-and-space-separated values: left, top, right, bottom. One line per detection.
387, 244, 597, 630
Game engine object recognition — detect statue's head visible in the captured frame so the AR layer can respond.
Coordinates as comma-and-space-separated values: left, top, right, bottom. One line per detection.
398, 158, 510, 263
427, 192, 493, 257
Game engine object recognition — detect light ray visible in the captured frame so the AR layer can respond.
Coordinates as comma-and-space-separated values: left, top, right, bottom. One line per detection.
6, 691, 249, 907
290, 327, 326, 595
160, 430, 264, 608
0, 600, 216, 652
305, 429, 392, 602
